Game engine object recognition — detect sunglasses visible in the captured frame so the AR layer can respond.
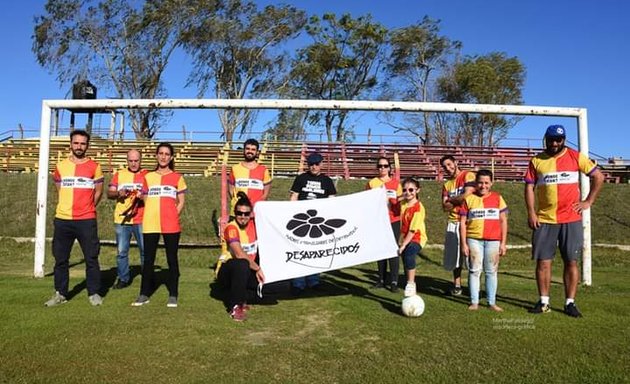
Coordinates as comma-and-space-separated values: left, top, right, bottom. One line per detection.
377, 164, 390, 169
308, 162, 321, 166
235, 211, 251, 217
403, 188, 416, 193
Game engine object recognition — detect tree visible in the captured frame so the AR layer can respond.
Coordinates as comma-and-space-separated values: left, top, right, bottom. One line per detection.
382, 16, 461, 144
33, 0, 197, 139
437, 52, 526, 146
183, 0, 306, 143
264, 109, 309, 142
286, 13, 387, 142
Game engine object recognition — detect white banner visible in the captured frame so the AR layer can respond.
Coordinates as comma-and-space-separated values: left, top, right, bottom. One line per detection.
254, 188, 398, 284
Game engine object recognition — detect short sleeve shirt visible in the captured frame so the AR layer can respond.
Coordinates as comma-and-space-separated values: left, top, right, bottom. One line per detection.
53, 158, 104, 220
290, 172, 337, 200
141, 171, 187, 233
524, 147, 597, 224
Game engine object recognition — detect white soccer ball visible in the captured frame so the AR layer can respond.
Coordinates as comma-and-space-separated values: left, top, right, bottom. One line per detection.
401, 294, 425, 317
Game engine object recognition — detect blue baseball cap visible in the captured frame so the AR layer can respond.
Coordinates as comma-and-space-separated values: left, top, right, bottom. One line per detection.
545, 124, 566, 138
307, 152, 323, 165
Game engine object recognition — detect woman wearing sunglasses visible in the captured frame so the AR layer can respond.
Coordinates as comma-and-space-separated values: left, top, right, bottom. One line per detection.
398, 178, 428, 297
215, 192, 265, 321
132, 142, 187, 308
366, 156, 402, 292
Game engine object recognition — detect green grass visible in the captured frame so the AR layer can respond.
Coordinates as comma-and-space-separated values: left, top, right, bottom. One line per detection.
1, 174, 630, 383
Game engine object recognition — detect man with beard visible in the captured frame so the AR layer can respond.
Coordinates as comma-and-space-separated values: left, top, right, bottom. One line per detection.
228, 138, 272, 219
525, 125, 603, 318
45, 130, 104, 307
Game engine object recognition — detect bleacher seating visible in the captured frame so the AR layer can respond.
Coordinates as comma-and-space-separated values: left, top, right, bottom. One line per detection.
2, 137, 628, 183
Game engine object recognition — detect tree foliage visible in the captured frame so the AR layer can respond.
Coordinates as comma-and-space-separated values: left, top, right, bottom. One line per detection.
286, 13, 387, 142
183, 0, 306, 142
33, 0, 196, 139
437, 52, 526, 146
382, 17, 461, 144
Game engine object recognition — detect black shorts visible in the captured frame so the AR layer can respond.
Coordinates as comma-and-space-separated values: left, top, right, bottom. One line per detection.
532, 222, 583, 262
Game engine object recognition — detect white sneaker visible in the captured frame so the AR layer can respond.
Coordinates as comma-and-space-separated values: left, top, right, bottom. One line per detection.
404, 282, 417, 297
44, 291, 67, 307
88, 293, 103, 306
166, 296, 178, 308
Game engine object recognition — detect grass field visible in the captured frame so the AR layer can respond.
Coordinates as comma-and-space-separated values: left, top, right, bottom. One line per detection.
1, 174, 630, 383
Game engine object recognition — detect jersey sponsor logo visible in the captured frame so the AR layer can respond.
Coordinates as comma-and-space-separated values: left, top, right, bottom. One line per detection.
448, 186, 464, 198
385, 189, 398, 199
538, 171, 579, 185
119, 182, 143, 191
234, 178, 264, 190
60, 176, 95, 189
148, 185, 178, 199
241, 241, 258, 254
468, 208, 500, 220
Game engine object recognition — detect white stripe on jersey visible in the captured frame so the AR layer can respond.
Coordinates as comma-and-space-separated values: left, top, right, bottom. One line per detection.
536, 171, 579, 185
61, 176, 95, 189
234, 178, 264, 190
148, 185, 178, 199
468, 208, 501, 220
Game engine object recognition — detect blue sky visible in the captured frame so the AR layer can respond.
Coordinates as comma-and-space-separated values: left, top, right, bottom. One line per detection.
1, 0, 628, 159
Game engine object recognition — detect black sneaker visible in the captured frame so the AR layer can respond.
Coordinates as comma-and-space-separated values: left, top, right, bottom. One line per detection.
112, 280, 130, 290
449, 286, 463, 296
389, 283, 399, 293
564, 303, 582, 318
371, 281, 385, 289
529, 301, 551, 314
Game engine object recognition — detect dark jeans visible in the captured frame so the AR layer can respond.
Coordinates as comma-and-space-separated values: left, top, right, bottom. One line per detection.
216, 258, 258, 309
140, 232, 180, 298
52, 218, 101, 296
377, 221, 401, 285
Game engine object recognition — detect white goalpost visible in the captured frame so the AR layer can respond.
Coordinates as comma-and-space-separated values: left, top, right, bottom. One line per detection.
34, 98, 594, 284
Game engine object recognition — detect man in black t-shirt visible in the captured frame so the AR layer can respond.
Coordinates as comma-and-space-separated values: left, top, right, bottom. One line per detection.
289, 152, 337, 293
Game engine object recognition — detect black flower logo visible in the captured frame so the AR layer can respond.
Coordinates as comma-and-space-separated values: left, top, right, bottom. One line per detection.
286, 209, 346, 238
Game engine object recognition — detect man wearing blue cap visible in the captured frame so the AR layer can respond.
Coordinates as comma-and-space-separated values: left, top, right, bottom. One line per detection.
524, 124, 604, 317
289, 152, 337, 294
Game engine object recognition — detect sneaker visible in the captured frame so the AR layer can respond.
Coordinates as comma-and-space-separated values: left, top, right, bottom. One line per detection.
449, 286, 463, 296
112, 280, 130, 290
229, 304, 247, 322
131, 295, 150, 307
167, 296, 178, 308
404, 282, 416, 297
389, 283, 399, 293
88, 293, 103, 306
564, 303, 583, 318
44, 291, 67, 307
371, 281, 385, 289
529, 301, 551, 314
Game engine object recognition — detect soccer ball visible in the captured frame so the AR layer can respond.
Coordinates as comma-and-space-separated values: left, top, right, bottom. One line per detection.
401, 294, 425, 317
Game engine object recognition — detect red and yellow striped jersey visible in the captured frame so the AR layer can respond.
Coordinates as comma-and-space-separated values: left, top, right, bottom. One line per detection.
366, 177, 402, 222
460, 191, 508, 241
141, 171, 187, 233
215, 220, 258, 275
109, 168, 148, 224
53, 158, 104, 220
401, 201, 428, 247
229, 162, 271, 213
442, 170, 476, 222
524, 147, 597, 224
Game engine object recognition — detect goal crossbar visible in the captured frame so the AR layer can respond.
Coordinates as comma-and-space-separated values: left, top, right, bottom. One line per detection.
34, 99, 593, 284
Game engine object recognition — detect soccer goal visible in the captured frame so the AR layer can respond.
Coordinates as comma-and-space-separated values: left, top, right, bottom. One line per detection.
33, 99, 594, 284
